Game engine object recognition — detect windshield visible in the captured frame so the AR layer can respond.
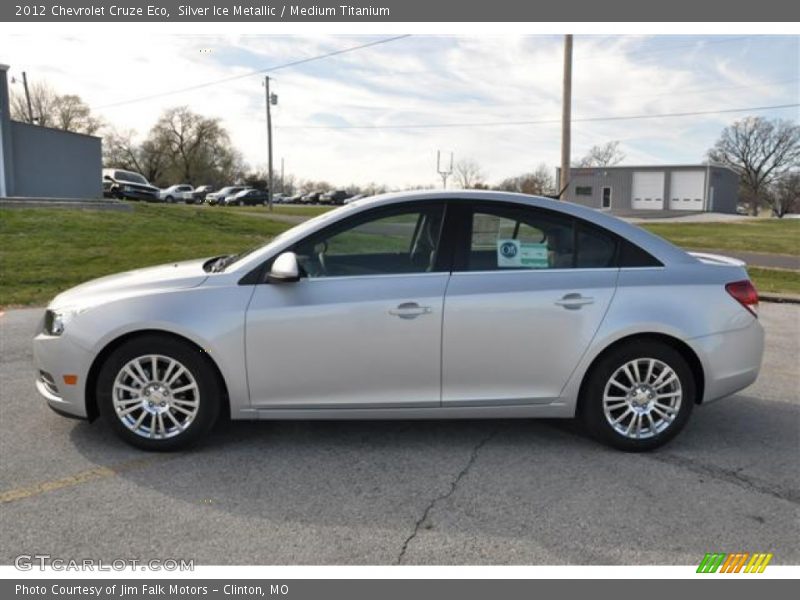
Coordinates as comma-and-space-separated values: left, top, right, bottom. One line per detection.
213, 203, 360, 273
115, 171, 148, 184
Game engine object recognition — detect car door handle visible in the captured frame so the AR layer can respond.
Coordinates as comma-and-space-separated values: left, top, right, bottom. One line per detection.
555, 293, 595, 309
389, 302, 432, 319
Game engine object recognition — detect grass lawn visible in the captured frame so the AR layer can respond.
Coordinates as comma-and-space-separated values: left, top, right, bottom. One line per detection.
231, 204, 335, 217
0, 205, 291, 307
642, 220, 800, 257
2, 205, 799, 307
747, 267, 800, 296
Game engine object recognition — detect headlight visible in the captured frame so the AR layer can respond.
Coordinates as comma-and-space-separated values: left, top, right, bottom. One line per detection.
43, 308, 77, 336
123, 185, 133, 192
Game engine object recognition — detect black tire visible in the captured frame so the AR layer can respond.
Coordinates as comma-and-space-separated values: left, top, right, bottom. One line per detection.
579, 340, 695, 452
96, 334, 222, 451
165, 196, 174, 203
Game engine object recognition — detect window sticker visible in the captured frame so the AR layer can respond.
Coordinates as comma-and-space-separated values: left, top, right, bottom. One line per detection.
497, 239, 549, 269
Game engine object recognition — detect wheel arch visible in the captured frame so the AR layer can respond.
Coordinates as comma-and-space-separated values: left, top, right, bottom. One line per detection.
84, 329, 231, 422
576, 332, 706, 414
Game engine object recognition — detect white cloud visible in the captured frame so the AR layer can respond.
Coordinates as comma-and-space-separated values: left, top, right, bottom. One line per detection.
1, 34, 796, 187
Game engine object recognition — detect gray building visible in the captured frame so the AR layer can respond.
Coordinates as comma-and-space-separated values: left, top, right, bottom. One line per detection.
0, 64, 102, 199
556, 164, 740, 214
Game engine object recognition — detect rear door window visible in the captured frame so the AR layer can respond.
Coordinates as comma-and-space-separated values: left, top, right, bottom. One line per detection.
461, 203, 619, 271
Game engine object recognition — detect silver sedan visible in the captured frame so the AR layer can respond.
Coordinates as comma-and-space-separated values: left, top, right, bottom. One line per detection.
33, 191, 764, 451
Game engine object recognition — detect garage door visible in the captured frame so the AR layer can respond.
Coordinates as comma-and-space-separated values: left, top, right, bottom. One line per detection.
632, 171, 665, 210
669, 171, 706, 211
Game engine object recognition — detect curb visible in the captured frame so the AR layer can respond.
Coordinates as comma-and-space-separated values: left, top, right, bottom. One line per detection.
760, 293, 800, 305
0, 198, 132, 212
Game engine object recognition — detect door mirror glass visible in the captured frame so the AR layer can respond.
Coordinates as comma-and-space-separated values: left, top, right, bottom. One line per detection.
268, 252, 300, 283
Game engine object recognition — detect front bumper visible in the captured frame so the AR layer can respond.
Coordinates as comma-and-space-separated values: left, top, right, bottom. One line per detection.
33, 331, 94, 419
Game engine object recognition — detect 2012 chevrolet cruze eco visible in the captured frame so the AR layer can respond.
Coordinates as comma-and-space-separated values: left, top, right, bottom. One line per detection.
34, 191, 764, 451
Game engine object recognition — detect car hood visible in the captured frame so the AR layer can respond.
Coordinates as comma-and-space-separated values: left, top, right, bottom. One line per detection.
50, 258, 210, 310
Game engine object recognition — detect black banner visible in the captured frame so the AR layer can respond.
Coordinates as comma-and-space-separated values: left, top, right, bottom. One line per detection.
3, 0, 800, 22
4, 579, 799, 600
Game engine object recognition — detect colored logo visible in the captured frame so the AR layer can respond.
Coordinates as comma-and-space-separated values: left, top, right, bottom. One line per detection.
696, 552, 773, 573
500, 241, 518, 258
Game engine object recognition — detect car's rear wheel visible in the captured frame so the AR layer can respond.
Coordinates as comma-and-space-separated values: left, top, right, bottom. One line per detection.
97, 335, 221, 451
580, 340, 695, 451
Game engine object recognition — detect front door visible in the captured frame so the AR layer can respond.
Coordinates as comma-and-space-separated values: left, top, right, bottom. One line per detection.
245, 202, 449, 409
442, 203, 619, 406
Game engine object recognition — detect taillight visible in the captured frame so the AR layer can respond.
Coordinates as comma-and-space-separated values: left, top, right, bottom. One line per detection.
726, 280, 759, 316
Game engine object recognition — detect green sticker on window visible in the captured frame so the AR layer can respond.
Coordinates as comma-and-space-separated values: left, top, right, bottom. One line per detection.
497, 239, 549, 269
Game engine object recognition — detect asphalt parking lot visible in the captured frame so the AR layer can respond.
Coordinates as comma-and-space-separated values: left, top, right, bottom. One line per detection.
0, 304, 797, 566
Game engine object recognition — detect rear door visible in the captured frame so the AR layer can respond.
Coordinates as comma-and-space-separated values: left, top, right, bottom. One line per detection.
441, 202, 619, 406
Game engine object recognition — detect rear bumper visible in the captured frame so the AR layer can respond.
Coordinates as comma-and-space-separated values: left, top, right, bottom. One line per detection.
689, 317, 765, 403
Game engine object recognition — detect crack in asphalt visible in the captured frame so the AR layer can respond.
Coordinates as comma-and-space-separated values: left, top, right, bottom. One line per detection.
396, 429, 497, 565
647, 453, 799, 505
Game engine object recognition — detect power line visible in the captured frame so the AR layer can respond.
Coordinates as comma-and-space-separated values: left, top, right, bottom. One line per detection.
308, 77, 800, 114
277, 103, 800, 131
90, 34, 411, 111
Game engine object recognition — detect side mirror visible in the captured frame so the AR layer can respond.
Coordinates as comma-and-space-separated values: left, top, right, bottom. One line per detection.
267, 252, 300, 283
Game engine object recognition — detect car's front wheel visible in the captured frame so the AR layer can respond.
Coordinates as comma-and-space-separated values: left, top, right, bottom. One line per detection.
96, 335, 221, 451
580, 340, 695, 451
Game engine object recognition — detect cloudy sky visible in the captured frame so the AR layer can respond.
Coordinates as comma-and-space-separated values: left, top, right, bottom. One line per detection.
1, 34, 798, 187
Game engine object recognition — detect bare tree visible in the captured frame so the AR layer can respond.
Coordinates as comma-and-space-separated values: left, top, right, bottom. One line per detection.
151, 106, 242, 185
453, 158, 486, 189
573, 141, 625, 168
103, 128, 169, 185
766, 171, 800, 218
52, 94, 103, 135
496, 163, 555, 195
708, 117, 800, 216
11, 81, 55, 125
11, 81, 102, 135
103, 108, 244, 187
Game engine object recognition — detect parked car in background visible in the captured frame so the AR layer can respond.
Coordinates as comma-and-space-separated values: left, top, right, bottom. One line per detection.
190, 185, 214, 204
159, 184, 194, 203
224, 189, 269, 206
320, 190, 351, 205
272, 193, 287, 204
207, 186, 246, 205
301, 191, 323, 204
34, 190, 763, 451
287, 194, 303, 204
102, 169, 160, 202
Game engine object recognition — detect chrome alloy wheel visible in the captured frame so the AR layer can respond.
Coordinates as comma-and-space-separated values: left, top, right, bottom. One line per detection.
602, 358, 682, 440
112, 355, 200, 439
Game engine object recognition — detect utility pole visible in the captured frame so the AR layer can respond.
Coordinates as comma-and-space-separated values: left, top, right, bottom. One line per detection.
437, 150, 453, 189
22, 72, 34, 124
559, 34, 573, 199
264, 76, 276, 211
280, 157, 285, 194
